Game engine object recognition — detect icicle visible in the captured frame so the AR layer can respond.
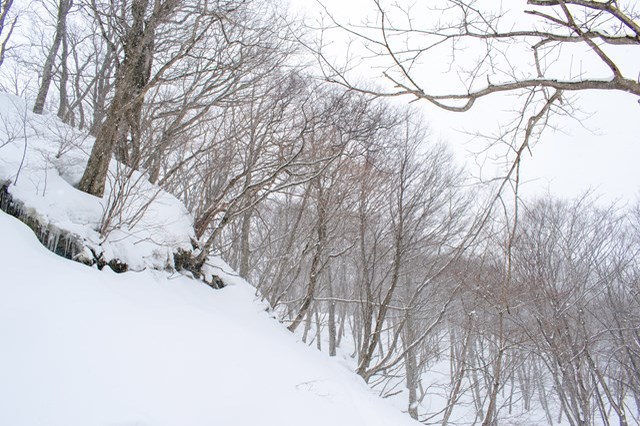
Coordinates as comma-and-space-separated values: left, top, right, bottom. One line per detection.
64, 238, 72, 257
47, 228, 61, 253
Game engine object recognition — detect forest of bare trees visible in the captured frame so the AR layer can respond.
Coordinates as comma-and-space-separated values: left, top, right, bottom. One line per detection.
1, 0, 639, 424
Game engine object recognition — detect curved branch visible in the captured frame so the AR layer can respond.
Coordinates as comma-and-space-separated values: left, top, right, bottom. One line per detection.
388, 76, 639, 112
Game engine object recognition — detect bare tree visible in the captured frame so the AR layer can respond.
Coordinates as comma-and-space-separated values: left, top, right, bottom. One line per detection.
319, 0, 640, 109
354, 114, 469, 384
0, 0, 18, 70
316, 0, 640, 204
76, 0, 302, 199
77, 0, 178, 195
245, 86, 390, 318
506, 195, 639, 425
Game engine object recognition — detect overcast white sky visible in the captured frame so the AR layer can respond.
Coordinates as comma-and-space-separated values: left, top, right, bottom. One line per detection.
289, 0, 640, 204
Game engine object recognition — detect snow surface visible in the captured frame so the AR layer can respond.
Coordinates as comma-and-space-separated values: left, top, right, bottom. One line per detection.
0, 92, 419, 425
0, 210, 420, 426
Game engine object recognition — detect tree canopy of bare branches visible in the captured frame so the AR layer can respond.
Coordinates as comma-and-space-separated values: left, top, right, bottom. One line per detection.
318, 0, 640, 110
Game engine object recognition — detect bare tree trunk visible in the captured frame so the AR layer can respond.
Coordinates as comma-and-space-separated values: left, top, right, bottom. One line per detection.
78, 0, 154, 196
33, 0, 72, 115
357, 187, 374, 364
403, 311, 419, 420
314, 308, 322, 351
238, 207, 252, 278
0, 0, 18, 70
287, 203, 327, 332
482, 311, 505, 426
57, 29, 70, 121
534, 360, 554, 426
442, 319, 473, 426
356, 189, 404, 380
327, 270, 337, 357
301, 305, 313, 343
78, 99, 123, 195
337, 305, 346, 349
89, 49, 115, 136
469, 339, 485, 422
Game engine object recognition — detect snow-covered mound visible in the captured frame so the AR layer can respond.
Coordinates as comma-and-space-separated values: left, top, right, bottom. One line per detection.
0, 93, 194, 271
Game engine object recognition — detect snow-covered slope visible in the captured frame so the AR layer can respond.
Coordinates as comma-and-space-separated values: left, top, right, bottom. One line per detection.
0, 92, 419, 425
0, 210, 419, 426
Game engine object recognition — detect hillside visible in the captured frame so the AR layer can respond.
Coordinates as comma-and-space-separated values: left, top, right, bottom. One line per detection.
0, 93, 419, 426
